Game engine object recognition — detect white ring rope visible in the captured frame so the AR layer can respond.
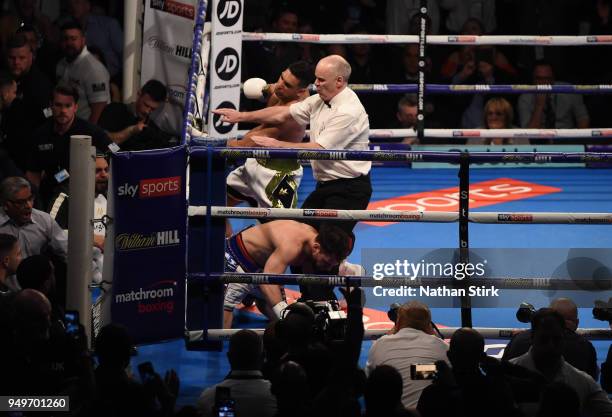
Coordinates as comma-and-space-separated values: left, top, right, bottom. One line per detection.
188, 206, 612, 225
189, 327, 612, 342
236, 128, 612, 139
243, 32, 612, 46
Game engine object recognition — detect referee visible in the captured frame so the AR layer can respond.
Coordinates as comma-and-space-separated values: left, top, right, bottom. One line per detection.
214, 55, 371, 300
214, 54, 372, 234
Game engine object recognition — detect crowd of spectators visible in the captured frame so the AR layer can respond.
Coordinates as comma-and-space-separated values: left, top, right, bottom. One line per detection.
0, 2, 178, 414
194, 296, 612, 417
242, 0, 612, 144
0, 0, 175, 212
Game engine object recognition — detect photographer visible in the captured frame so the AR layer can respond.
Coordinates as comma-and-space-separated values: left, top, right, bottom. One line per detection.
417, 328, 520, 417
502, 298, 598, 380
275, 288, 366, 416
365, 301, 448, 409
310, 287, 366, 417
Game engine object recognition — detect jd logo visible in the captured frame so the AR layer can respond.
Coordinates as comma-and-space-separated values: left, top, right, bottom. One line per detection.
215, 48, 239, 81
217, 0, 241, 27
213, 101, 236, 134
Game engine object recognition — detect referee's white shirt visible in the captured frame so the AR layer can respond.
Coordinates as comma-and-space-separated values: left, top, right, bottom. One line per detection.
289, 87, 371, 182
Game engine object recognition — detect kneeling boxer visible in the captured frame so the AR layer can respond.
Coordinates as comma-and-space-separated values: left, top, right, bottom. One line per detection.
223, 220, 351, 328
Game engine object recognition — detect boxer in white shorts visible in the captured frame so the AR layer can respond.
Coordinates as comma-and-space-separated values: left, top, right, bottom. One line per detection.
225, 61, 314, 237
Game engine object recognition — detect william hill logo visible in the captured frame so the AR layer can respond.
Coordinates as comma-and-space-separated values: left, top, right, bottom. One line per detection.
175, 44, 192, 58
115, 230, 180, 251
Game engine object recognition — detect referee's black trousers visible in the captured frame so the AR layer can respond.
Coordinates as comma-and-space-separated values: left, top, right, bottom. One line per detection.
296, 174, 372, 301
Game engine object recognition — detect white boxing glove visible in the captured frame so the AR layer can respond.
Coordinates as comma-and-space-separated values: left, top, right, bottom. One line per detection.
272, 301, 289, 318
243, 77, 268, 100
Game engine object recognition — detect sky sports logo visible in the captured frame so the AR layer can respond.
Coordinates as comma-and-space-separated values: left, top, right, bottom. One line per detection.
150, 0, 194, 20
303, 209, 338, 217
117, 176, 181, 198
497, 213, 534, 222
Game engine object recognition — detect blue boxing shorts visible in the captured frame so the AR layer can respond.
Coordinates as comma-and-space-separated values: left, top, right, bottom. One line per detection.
223, 230, 285, 312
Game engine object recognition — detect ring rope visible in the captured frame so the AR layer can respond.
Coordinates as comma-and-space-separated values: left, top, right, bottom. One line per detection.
188, 206, 612, 225
196, 147, 612, 163
234, 129, 612, 140
238, 83, 612, 95
192, 273, 612, 291
190, 328, 612, 342
341, 83, 612, 95
243, 32, 612, 46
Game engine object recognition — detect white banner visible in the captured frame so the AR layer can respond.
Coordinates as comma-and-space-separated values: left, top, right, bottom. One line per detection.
142, 0, 197, 136
209, 0, 243, 137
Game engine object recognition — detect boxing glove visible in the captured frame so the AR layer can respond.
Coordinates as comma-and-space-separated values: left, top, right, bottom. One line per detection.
243, 77, 268, 100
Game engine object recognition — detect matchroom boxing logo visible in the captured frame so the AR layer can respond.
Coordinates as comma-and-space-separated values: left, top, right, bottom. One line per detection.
217, 0, 241, 27
215, 48, 240, 81
114, 280, 177, 314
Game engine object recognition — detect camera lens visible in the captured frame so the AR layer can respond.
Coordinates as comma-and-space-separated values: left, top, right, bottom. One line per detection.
516, 302, 536, 323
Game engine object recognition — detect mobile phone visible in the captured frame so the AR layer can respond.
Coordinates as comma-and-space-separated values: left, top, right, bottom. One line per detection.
410, 363, 437, 380
64, 310, 80, 336
214, 387, 235, 417
137, 361, 156, 383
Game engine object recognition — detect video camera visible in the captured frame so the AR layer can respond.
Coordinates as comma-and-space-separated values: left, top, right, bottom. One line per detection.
283, 300, 348, 345
593, 298, 612, 322
305, 300, 347, 344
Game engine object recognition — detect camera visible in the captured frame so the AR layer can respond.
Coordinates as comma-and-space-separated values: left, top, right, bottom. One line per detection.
516, 302, 536, 324
283, 300, 348, 344
305, 300, 347, 344
410, 363, 437, 380
593, 298, 612, 322
387, 302, 402, 323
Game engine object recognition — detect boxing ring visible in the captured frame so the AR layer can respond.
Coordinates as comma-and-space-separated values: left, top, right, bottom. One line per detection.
174, 0, 612, 346
105, 0, 612, 387
96, 0, 612, 403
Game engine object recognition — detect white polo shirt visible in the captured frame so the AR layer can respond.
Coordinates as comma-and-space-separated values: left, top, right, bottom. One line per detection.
56, 46, 110, 120
365, 327, 449, 409
289, 87, 371, 182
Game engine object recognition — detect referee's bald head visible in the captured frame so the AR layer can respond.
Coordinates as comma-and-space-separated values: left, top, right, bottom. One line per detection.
319, 55, 351, 83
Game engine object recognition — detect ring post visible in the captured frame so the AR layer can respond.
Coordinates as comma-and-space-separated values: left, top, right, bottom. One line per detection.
458, 152, 472, 327
186, 140, 226, 351
67, 136, 95, 346
416, 0, 428, 142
